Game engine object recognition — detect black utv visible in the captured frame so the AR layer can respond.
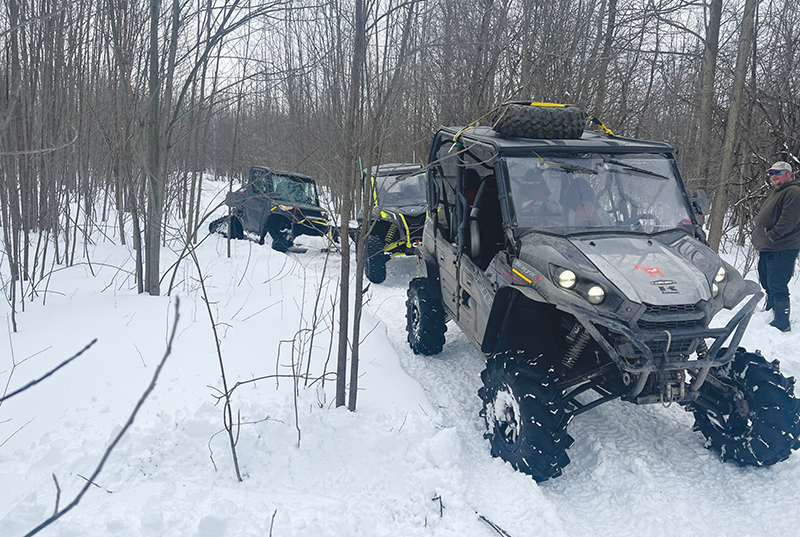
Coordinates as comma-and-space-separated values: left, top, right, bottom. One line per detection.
358, 163, 428, 283
406, 102, 800, 481
209, 166, 331, 252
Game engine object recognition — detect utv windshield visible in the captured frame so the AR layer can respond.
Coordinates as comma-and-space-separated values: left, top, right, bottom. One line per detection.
271, 174, 318, 206
506, 153, 693, 234
375, 172, 427, 207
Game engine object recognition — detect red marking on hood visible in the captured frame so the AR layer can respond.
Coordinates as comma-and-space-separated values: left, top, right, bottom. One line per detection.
634, 265, 665, 278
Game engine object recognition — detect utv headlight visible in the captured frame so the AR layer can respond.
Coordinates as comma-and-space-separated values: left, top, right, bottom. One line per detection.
587, 285, 605, 304
712, 282, 719, 296
714, 266, 726, 282
557, 269, 577, 289
278, 204, 294, 211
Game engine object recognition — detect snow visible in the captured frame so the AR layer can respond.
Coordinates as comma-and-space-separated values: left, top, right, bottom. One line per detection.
2, 180, 800, 537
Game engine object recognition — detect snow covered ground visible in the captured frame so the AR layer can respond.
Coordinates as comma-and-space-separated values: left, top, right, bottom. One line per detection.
2, 180, 800, 537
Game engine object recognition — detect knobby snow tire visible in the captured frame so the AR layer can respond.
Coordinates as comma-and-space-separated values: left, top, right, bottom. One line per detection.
491, 104, 586, 140
268, 217, 294, 252
690, 348, 800, 467
365, 233, 387, 284
479, 350, 573, 481
209, 215, 243, 240
406, 277, 447, 355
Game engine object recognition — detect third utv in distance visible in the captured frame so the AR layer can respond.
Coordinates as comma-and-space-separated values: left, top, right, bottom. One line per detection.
358, 163, 427, 283
209, 166, 330, 252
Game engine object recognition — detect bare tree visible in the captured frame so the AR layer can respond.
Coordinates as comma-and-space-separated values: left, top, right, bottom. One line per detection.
137, 0, 287, 295
695, 0, 723, 191
336, 0, 369, 408
708, 0, 759, 251
593, 0, 618, 117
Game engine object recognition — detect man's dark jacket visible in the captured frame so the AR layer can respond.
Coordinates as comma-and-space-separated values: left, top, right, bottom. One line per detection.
753, 179, 800, 252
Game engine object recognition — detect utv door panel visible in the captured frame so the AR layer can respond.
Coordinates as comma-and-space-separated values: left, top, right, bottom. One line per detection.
242, 191, 269, 234
457, 257, 484, 340
436, 237, 459, 318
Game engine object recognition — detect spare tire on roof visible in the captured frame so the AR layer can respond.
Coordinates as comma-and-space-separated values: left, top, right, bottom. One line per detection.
490, 103, 586, 139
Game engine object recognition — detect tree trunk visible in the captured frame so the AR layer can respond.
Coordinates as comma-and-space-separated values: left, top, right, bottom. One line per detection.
145, 0, 163, 295
337, 0, 367, 409
593, 0, 617, 117
707, 0, 758, 251
694, 0, 722, 191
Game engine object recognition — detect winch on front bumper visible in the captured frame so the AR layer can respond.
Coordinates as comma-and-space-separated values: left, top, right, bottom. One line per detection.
559, 288, 763, 405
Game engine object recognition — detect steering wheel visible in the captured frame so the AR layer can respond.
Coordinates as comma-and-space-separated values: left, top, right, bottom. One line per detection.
625, 213, 661, 226
521, 199, 561, 216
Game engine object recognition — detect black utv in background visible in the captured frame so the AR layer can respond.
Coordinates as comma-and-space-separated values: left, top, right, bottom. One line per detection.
406, 102, 800, 481
209, 166, 331, 252
358, 163, 428, 283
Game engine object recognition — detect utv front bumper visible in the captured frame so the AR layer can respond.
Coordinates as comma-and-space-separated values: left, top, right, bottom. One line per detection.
293, 215, 330, 237
560, 287, 762, 400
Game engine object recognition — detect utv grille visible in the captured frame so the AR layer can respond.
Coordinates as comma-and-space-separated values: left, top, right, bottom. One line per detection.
643, 303, 698, 314
637, 318, 702, 330
637, 302, 705, 330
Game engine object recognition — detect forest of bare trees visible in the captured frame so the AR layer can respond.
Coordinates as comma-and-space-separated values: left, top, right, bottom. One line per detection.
1, 0, 798, 382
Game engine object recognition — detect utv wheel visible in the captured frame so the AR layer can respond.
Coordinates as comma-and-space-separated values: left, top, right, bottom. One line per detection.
229, 216, 244, 239
365, 234, 387, 284
209, 216, 224, 235
479, 351, 573, 481
491, 103, 586, 139
267, 217, 294, 252
689, 348, 800, 467
209, 215, 243, 239
405, 277, 446, 355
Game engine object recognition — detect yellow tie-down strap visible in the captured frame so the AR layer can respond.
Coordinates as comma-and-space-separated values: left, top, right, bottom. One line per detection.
588, 116, 614, 135
527, 102, 567, 107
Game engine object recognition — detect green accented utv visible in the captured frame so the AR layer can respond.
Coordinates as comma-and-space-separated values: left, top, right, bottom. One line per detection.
209, 166, 331, 252
359, 163, 428, 283
406, 102, 800, 481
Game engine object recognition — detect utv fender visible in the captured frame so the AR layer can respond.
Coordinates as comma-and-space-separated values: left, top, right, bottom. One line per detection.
718, 263, 761, 309
369, 219, 391, 240
420, 251, 442, 301
515, 285, 548, 304
481, 286, 548, 354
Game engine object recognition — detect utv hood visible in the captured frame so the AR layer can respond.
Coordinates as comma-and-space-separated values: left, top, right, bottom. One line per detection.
570, 236, 711, 305
378, 203, 426, 218
397, 204, 427, 217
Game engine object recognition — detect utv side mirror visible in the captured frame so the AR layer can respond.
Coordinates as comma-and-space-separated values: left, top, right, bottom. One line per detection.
692, 189, 710, 215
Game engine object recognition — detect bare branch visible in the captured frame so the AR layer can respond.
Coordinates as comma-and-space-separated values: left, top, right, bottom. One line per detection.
0, 340, 98, 405
51, 475, 60, 517
22, 299, 180, 537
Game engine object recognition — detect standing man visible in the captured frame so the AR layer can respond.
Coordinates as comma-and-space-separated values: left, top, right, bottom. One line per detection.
753, 161, 800, 332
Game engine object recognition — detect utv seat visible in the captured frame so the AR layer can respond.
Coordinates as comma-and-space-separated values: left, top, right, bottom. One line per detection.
563, 177, 603, 227
469, 175, 504, 270
463, 168, 481, 207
